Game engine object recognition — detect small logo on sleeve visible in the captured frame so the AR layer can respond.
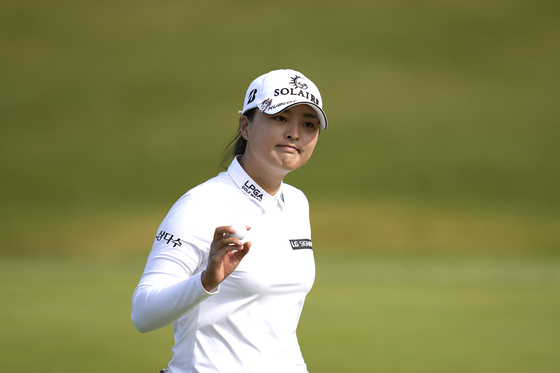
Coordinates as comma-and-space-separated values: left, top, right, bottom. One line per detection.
289, 239, 313, 250
156, 231, 182, 247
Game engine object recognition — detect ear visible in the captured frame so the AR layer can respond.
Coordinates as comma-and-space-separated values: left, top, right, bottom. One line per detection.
239, 115, 250, 137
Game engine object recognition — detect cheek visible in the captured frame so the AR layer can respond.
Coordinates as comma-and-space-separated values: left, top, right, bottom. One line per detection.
250, 123, 278, 142
297, 140, 318, 165
302, 133, 319, 153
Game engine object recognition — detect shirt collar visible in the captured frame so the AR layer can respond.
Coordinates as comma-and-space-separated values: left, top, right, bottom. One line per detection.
228, 156, 286, 210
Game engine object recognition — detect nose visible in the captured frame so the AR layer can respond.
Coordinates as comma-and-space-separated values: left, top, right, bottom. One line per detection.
285, 121, 300, 141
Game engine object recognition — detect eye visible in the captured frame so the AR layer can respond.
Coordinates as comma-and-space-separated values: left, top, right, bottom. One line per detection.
303, 122, 317, 129
272, 115, 287, 122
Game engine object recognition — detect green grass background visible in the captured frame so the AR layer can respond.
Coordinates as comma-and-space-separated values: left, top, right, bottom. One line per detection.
1, 0, 559, 372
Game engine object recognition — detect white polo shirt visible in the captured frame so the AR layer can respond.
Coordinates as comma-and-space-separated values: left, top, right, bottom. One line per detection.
132, 156, 315, 373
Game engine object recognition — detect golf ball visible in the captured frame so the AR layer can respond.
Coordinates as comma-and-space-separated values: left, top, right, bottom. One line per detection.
229, 223, 247, 240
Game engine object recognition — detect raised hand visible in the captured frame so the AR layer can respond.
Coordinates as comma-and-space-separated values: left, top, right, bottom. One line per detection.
200, 225, 251, 291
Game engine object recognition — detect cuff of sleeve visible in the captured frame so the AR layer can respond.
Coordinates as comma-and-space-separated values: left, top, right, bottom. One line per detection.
196, 271, 220, 295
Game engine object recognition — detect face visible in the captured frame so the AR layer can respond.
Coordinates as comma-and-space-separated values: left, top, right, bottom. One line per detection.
239, 104, 320, 179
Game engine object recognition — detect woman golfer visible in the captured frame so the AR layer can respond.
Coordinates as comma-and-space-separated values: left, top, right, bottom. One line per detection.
132, 69, 328, 373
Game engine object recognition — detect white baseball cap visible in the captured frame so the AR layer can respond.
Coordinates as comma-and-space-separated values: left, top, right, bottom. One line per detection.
239, 69, 328, 129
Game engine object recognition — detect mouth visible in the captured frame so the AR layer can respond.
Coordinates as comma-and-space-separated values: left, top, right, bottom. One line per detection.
277, 144, 299, 153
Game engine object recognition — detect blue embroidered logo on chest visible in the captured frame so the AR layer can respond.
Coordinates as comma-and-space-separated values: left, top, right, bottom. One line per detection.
289, 239, 313, 250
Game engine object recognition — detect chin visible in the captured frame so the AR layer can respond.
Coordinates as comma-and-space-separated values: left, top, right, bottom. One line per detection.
273, 153, 311, 173
282, 160, 308, 172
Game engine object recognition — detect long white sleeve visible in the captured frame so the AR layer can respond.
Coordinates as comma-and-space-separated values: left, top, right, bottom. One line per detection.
132, 269, 217, 333
131, 220, 218, 333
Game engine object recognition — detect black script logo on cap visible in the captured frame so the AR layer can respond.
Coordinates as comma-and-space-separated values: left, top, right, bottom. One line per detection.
247, 89, 257, 104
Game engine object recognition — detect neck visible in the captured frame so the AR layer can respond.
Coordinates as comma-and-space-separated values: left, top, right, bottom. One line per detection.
238, 155, 286, 196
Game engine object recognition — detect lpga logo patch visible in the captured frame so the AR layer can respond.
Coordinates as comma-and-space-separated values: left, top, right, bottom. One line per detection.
242, 180, 264, 202
289, 239, 313, 250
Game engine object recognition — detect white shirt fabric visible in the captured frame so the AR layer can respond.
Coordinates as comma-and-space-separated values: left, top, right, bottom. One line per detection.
132, 156, 315, 373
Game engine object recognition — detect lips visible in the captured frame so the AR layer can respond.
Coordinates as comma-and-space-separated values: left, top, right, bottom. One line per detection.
278, 144, 299, 152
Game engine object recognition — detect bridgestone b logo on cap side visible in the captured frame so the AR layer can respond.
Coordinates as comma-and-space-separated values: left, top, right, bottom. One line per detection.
247, 89, 257, 104
289, 239, 313, 250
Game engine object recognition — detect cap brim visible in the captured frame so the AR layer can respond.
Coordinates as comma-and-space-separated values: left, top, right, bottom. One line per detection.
264, 102, 328, 129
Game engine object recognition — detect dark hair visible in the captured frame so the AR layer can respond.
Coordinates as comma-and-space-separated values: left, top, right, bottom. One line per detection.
219, 108, 257, 170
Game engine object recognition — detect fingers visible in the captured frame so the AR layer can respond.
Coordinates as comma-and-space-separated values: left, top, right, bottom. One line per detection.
224, 225, 252, 239
212, 225, 234, 243
215, 225, 252, 242
202, 227, 251, 290
214, 225, 251, 239
240, 241, 251, 254
211, 226, 247, 255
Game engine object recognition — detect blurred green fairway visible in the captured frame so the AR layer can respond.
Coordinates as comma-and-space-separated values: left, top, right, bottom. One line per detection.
1, 0, 559, 372
1, 253, 559, 372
